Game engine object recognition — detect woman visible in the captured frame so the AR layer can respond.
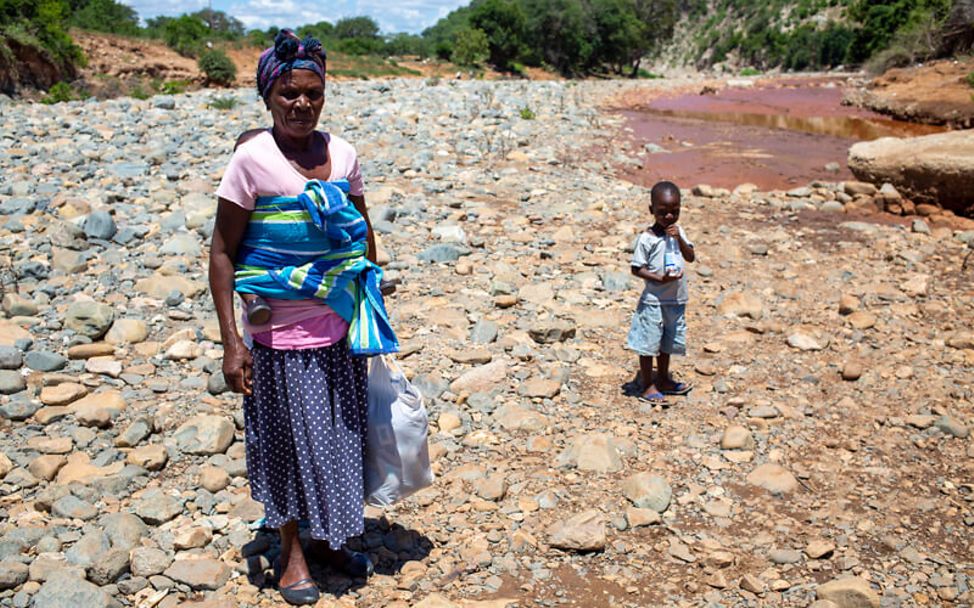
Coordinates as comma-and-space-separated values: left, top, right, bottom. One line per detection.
208, 30, 395, 605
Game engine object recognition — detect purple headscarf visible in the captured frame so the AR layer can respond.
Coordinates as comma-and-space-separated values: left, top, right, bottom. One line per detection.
256, 29, 327, 100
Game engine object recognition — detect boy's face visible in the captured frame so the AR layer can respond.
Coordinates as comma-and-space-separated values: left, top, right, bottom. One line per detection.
651, 195, 681, 227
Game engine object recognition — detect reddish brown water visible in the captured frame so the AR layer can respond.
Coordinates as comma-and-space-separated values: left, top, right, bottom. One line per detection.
617, 79, 946, 191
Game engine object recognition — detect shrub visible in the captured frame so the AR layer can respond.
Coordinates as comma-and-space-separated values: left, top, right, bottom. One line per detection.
198, 49, 237, 86
209, 95, 238, 110
966, 71, 974, 88
739, 67, 761, 76
130, 84, 150, 100
519, 105, 535, 119
159, 80, 190, 95
40, 81, 74, 104
451, 27, 489, 67
637, 69, 663, 78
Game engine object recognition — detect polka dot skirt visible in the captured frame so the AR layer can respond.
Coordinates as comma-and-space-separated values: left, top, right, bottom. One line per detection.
244, 341, 368, 549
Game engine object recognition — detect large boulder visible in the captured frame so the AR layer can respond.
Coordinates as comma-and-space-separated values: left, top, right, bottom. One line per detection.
848, 131, 974, 215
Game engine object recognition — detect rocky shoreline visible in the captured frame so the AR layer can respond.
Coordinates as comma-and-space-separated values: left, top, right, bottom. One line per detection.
0, 79, 972, 608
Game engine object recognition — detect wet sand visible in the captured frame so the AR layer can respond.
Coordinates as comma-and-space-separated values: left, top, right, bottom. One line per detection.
616, 78, 946, 191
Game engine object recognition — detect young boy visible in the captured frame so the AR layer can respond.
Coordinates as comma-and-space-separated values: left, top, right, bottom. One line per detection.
627, 181, 695, 403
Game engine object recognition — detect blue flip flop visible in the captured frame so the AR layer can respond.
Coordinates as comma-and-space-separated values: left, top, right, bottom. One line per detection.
637, 391, 668, 404
661, 382, 692, 396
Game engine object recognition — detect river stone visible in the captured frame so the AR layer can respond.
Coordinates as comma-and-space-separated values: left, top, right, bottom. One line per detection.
747, 463, 799, 494
134, 490, 182, 524
0, 370, 25, 394
87, 548, 129, 585
51, 495, 98, 521
517, 377, 561, 398
127, 444, 168, 470
548, 509, 606, 552
417, 243, 470, 263
0, 321, 30, 347
449, 360, 508, 394
24, 350, 67, 372
83, 210, 116, 240
0, 453, 12, 479
174, 415, 234, 454
935, 415, 969, 438
720, 425, 755, 450
65, 531, 110, 567
105, 319, 148, 345
557, 433, 625, 473
64, 302, 114, 339
717, 292, 763, 319
2, 293, 37, 317
0, 559, 28, 590
528, 319, 576, 344
33, 575, 114, 608
816, 577, 881, 608
100, 513, 148, 551
163, 558, 231, 590
129, 547, 172, 577
0, 346, 22, 369
69, 390, 126, 427
787, 331, 826, 351
621, 473, 672, 513
40, 382, 87, 405
1, 397, 39, 421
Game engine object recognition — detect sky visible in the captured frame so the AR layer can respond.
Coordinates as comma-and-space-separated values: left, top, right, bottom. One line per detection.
119, 0, 467, 34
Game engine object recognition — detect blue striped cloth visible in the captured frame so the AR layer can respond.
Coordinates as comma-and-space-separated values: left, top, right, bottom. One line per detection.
234, 179, 399, 356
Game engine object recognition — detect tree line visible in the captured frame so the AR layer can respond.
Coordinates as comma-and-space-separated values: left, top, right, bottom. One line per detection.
2, 0, 972, 94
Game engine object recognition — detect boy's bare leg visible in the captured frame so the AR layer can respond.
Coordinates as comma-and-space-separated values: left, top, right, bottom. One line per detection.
639, 355, 664, 399
655, 353, 677, 391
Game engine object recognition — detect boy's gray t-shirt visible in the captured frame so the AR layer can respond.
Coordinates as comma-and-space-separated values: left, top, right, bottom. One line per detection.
631, 226, 693, 306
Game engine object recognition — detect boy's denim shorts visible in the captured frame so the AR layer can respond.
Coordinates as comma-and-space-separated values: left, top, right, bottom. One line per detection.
626, 304, 686, 357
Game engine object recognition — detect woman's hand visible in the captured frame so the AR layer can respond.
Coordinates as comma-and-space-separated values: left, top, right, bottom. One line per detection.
223, 341, 253, 396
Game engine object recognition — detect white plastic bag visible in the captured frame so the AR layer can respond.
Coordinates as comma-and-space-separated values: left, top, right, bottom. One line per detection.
364, 355, 434, 506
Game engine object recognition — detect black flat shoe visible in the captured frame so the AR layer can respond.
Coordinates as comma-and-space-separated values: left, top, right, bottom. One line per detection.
279, 577, 320, 606
312, 543, 374, 578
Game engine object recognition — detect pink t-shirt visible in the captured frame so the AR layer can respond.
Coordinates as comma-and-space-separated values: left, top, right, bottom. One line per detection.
215, 129, 365, 350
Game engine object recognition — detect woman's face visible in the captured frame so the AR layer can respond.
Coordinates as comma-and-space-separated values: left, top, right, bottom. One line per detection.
266, 69, 325, 140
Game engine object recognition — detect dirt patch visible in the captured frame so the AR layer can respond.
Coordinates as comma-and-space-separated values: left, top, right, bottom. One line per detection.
845, 57, 974, 128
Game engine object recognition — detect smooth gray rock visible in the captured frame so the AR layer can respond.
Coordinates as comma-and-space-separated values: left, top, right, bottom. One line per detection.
64, 301, 114, 339
0, 346, 22, 369
51, 495, 98, 521
100, 512, 148, 551
24, 350, 67, 372
0, 370, 25, 394
83, 210, 116, 240
65, 531, 110, 568
417, 243, 470, 263
33, 575, 114, 608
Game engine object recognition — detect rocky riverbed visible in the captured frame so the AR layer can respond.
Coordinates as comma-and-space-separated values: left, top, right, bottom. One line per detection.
0, 78, 972, 608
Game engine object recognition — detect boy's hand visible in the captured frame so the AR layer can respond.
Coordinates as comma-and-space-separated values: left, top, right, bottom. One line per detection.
661, 270, 683, 283
664, 224, 681, 238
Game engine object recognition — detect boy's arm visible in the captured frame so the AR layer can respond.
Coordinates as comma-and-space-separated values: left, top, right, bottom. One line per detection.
632, 265, 680, 283
665, 224, 696, 262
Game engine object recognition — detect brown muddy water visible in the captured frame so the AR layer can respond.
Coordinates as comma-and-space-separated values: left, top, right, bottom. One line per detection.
616, 78, 946, 191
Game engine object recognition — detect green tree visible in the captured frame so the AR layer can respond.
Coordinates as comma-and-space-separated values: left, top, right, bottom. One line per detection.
848, 0, 951, 61
161, 14, 209, 57
298, 20, 334, 41
522, 0, 594, 75
334, 16, 380, 40
590, 0, 646, 74
69, 0, 140, 36
192, 8, 245, 39
385, 32, 428, 56
469, 0, 526, 70
423, 5, 473, 60
451, 27, 489, 66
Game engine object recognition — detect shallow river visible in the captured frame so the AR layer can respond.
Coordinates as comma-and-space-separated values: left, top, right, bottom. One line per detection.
617, 77, 945, 191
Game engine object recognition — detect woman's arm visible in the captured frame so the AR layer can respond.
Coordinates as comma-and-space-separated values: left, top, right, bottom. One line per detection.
209, 198, 254, 395
349, 193, 377, 264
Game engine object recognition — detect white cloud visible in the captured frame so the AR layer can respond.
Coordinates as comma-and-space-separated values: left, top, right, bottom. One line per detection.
121, 0, 469, 33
